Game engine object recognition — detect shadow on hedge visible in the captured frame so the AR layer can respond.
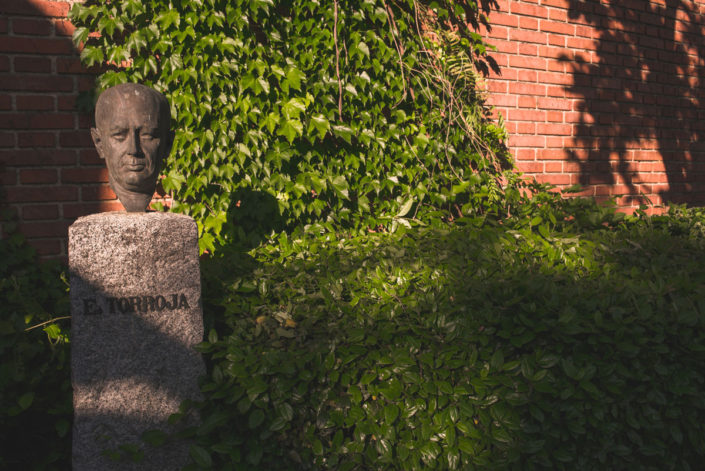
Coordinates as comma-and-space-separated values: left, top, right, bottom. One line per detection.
195, 219, 705, 470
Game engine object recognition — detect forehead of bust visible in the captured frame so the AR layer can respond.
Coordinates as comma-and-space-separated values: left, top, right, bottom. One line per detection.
95, 83, 169, 131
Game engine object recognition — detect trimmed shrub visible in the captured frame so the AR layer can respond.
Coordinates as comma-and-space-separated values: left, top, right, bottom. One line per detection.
189, 205, 705, 470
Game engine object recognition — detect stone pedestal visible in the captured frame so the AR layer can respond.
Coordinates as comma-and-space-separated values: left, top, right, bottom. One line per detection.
70, 212, 205, 470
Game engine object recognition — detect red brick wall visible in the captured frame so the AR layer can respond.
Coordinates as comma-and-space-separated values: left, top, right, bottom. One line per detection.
0, 0, 121, 260
484, 0, 705, 208
3, 0, 705, 260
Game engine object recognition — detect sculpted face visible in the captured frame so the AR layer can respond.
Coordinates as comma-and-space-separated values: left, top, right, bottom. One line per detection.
91, 84, 173, 212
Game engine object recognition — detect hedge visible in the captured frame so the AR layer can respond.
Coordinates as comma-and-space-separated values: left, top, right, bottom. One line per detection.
188, 203, 705, 470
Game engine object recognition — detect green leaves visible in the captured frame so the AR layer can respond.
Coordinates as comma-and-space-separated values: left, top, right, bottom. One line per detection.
70, 0, 515, 252
191, 205, 705, 469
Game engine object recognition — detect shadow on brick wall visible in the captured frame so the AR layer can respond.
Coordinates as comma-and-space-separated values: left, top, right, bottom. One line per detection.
561, 0, 705, 206
0, 0, 116, 261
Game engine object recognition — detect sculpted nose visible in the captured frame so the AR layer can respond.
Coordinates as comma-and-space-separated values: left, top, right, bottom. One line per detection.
127, 130, 142, 156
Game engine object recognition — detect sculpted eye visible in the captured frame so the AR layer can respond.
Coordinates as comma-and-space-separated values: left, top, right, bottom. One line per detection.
112, 131, 127, 141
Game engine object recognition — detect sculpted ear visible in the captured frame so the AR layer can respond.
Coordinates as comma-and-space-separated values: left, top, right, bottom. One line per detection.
91, 127, 105, 160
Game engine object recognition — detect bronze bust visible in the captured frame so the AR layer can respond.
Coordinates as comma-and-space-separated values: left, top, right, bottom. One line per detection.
90, 83, 174, 212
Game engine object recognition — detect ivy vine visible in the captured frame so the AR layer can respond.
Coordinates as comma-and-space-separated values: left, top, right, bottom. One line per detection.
70, 0, 513, 252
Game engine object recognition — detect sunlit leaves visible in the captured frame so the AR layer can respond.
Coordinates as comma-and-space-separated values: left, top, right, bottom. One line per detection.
69, 0, 514, 253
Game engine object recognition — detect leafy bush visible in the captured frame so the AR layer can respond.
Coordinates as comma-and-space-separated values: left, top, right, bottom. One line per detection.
0, 225, 71, 470
70, 0, 515, 252
189, 205, 705, 470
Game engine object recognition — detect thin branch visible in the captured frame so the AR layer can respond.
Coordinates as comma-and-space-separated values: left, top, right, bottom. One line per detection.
25, 316, 71, 332
383, 0, 407, 108
334, 0, 343, 121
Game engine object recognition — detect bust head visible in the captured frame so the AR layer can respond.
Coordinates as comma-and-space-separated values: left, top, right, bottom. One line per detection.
91, 83, 174, 212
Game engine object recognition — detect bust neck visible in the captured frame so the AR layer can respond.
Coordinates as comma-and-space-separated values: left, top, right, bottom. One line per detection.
109, 177, 154, 212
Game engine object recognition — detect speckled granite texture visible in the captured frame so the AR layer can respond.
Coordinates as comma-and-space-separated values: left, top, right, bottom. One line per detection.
70, 212, 205, 470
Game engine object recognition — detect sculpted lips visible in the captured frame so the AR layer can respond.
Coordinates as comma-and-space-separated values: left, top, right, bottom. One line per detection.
124, 160, 146, 171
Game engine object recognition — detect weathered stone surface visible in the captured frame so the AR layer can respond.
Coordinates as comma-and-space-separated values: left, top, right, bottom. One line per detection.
91, 83, 174, 212
70, 212, 205, 470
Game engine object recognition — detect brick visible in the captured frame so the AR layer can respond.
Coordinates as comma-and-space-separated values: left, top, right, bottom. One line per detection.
539, 149, 570, 160
539, 45, 569, 59
516, 69, 538, 82
487, 81, 508, 93
0, 0, 71, 17
0, 149, 76, 166
565, 112, 593, 123
54, 19, 75, 36
518, 96, 536, 108
0, 168, 16, 184
12, 17, 52, 36
3, 74, 73, 92
492, 39, 518, 54
510, 135, 546, 147
519, 16, 539, 30
59, 130, 92, 148
537, 97, 573, 110
29, 113, 74, 129
56, 57, 90, 74
77, 114, 92, 128
535, 173, 571, 185
516, 122, 536, 134
63, 201, 124, 219
509, 55, 546, 70
20, 168, 58, 184
16, 94, 55, 110
13, 56, 52, 73
489, 94, 516, 107
545, 162, 563, 173
537, 123, 572, 135
509, 29, 547, 45
0, 94, 11, 110
0, 36, 72, 55
514, 148, 536, 160
78, 76, 95, 92
490, 12, 519, 27
486, 25, 509, 40
0, 131, 14, 147
0, 55, 9, 71
80, 148, 102, 165
508, 108, 546, 121
548, 8, 568, 22
511, 2, 547, 18
538, 71, 573, 85
22, 204, 60, 220
61, 167, 109, 183
27, 238, 62, 256
547, 33, 566, 47
541, 0, 570, 8
3, 185, 78, 203
18, 131, 56, 147
540, 20, 574, 35
18, 221, 71, 238
518, 162, 545, 173
547, 59, 565, 72
575, 25, 593, 39
0, 114, 30, 129
0, 17, 7, 33
546, 85, 566, 98
546, 111, 563, 122
81, 184, 117, 201
508, 82, 546, 96
518, 43, 538, 56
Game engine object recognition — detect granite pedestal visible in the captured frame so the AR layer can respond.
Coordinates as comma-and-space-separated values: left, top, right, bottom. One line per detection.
70, 212, 205, 470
